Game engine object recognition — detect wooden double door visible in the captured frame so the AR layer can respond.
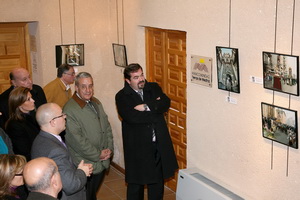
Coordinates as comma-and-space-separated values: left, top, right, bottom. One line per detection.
146, 27, 187, 191
0, 23, 31, 93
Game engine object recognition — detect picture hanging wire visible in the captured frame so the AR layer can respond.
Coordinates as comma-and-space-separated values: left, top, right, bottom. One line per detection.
270, 0, 278, 171
286, 146, 289, 176
228, 0, 231, 47
73, 0, 77, 44
286, 0, 296, 177
59, 0, 64, 44
116, 0, 119, 44
122, 0, 125, 44
226, 0, 232, 97
274, 0, 278, 53
271, 141, 273, 170
115, 0, 126, 45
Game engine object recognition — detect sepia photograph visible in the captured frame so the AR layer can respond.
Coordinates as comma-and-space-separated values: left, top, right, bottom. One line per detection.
56, 44, 84, 67
216, 46, 240, 93
263, 51, 299, 96
113, 43, 128, 67
261, 102, 298, 149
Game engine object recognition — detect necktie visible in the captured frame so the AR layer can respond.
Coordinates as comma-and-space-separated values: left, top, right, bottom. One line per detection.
87, 101, 98, 115
137, 90, 143, 101
58, 137, 67, 148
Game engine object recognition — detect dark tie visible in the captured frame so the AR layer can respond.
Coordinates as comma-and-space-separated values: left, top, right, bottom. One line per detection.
59, 138, 67, 148
87, 101, 98, 115
137, 90, 143, 101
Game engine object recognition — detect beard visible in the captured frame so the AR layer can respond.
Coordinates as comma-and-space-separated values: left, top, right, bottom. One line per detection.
138, 80, 145, 89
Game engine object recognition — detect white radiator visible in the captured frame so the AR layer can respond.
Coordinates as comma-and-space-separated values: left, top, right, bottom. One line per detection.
176, 168, 244, 200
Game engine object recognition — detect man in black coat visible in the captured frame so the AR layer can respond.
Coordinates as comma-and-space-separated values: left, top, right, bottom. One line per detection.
115, 63, 178, 200
0, 67, 47, 128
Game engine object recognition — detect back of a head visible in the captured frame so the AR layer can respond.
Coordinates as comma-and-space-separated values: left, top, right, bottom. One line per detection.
36, 103, 57, 127
23, 157, 61, 194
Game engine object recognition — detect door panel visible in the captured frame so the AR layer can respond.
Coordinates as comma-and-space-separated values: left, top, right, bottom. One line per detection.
0, 23, 30, 93
146, 27, 187, 191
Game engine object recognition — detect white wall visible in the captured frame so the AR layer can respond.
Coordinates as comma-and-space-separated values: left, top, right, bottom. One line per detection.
137, 0, 300, 199
1, 0, 300, 199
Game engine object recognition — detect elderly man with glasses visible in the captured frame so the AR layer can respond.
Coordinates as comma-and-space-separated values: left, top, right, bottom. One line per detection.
31, 103, 93, 200
43, 64, 75, 108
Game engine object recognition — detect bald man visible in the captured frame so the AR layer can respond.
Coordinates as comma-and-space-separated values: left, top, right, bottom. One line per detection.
0, 68, 47, 128
31, 103, 92, 200
24, 157, 62, 200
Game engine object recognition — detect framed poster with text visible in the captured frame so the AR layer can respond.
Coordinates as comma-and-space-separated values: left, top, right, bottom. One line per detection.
191, 55, 212, 87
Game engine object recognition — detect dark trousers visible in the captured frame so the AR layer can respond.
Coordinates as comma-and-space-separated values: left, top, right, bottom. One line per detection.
127, 159, 164, 200
86, 170, 106, 200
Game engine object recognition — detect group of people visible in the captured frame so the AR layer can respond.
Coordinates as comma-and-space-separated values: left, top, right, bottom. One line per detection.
0, 63, 178, 200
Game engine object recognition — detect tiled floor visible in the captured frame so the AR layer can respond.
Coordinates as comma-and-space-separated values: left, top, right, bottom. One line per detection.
97, 166, 176, 200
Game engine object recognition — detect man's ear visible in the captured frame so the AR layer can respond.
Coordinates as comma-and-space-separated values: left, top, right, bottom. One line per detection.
11, 80, 17, 87
125, 78, 130, 85
51, 173, 61, 190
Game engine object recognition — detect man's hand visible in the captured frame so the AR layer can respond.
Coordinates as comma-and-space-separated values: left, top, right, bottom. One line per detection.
100, 149, 112, 160
134, 104, 145, 111
78, 160, 93, 176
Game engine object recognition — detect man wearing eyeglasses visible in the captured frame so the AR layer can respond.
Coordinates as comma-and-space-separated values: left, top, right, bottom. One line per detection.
63, 72, 114, 200
43, 64, 75, 108
31, 103, 93, 200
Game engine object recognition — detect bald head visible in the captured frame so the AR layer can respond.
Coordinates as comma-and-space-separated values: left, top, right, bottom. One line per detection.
23, 157, 61, 194
36, 103, 66, 134
10, 68, 33, 89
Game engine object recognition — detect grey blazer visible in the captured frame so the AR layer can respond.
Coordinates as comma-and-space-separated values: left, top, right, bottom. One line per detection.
31, 130, 87, 200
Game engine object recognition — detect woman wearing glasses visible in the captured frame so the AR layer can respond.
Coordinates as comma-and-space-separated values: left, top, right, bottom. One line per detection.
5, 87, 40, 161
0, 154, 28, 200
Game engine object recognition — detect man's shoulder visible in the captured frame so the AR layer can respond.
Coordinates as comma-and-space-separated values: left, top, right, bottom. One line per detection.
0, 86, 13, 100
63, 98, 78, 111
43, 78, 59, 88
32, 84, 44, 92
27, 191, 57, 200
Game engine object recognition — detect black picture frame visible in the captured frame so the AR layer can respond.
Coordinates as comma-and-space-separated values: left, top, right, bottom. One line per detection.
216, 46, 240, 93
261, 102, 298, 149
55, 44, 84, 67
263, 51, 299, 96
112, 43, 128, 67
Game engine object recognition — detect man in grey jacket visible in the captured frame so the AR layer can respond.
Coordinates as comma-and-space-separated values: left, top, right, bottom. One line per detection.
63, 72, 114, 200
31, 103, 92, 200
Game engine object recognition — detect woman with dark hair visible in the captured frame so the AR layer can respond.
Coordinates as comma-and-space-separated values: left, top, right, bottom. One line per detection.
5, 87, 40, 161
0, 154, 28, 200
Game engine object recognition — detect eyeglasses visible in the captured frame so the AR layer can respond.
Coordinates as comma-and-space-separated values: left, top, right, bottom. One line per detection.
64, 72, 75, 76
15, 173, 23, 176
50, 113, 66, 122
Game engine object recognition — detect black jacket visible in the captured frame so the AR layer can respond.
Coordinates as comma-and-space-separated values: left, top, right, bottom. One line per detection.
116, 81, 178, 184
0, 85, 47, 128
6, 113, 40, 161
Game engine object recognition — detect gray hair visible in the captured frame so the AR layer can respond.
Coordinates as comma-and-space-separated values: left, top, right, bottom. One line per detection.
75, 72, 93, 86
26, 162, 57, 192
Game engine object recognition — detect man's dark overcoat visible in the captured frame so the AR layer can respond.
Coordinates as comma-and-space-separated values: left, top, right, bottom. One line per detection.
116, 81, 178, 184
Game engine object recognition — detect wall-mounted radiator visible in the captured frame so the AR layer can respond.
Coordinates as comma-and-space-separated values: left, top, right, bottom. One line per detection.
176, 168, 244, 200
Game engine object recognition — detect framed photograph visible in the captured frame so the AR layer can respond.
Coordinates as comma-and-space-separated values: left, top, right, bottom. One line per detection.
263, 51, 299, 96
191, 55, 213, 87
55, 44, 84, 67
216, 46, 240, 93
261, 102, 298, 149
112, 43, 128, 67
